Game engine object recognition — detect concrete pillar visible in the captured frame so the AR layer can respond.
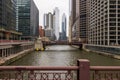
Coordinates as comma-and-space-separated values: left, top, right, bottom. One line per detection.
77, 59, 90, 80
5, 48, 7, 57
11, 47, 13, 54
8, 48, 9, 56
12, 47, 14, 54
0, 49, 2, 57
6, 48, 8, 57
12, 47, 15, 54
10, 48, 12, 55
2, 49, 4, 57
8, 48, 10, 56
3, 49, 5, 57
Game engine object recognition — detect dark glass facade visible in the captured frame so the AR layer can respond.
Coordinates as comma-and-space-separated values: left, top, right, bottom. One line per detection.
0, 0, 16, 30
16, 0, 39, 40
0, 0, 22, 40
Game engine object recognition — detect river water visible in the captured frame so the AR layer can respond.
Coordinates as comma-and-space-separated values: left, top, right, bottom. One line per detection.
9, 45, 120, 66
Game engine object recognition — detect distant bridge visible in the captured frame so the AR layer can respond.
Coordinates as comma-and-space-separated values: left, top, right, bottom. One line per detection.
42, 41, 83, 49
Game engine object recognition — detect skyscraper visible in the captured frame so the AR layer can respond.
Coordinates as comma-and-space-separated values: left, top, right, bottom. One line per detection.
70, 0, 87, 43
0, 0, 16, 31
43, 12, 54, 40
53, 7, 60, 40
61, 13, 67, 40
16, 0, 39, 40
48, 13, 53, 29
43, 14, 49, 29
70, 0, 77, 42
0, 0, 21, 40
71, 0, 76, 25
77, 0, 87, 42
69, 0, 72, 42
87, 0, 120, 46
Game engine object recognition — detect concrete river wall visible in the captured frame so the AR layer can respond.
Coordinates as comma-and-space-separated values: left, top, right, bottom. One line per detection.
84, 44, 120, 59
0, 42, 34, 65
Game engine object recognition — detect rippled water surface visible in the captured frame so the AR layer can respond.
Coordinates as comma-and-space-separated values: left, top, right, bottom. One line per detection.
9, 45, 120, 66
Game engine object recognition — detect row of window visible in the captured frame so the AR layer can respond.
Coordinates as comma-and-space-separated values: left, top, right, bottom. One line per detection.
110, 1, 120, 4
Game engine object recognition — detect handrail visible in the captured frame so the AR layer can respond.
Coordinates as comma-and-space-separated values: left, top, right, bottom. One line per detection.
0, 66, 79, 71
90, 66, 120, 71
1, 66, 120, 71
0, 59, 120, 80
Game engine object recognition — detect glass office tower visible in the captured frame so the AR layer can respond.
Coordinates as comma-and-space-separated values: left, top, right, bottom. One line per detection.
16, 0, 39, 40
0, 0, 21, 40
0, 0, 16, 30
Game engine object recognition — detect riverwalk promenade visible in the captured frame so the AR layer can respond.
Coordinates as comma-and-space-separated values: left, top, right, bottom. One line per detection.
0, 40, 34, 65
84, 44, 120, 60
0, 48, 33, 65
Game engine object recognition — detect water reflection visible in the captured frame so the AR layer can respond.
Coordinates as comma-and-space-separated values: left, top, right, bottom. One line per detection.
9, 45, 120, 66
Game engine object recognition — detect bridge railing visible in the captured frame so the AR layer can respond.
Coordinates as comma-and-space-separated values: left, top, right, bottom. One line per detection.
0, 59, 119, 80
90, 66, 120, 80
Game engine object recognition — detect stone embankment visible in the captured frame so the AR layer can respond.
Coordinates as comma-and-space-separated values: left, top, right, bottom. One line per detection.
83, 44, 120, 60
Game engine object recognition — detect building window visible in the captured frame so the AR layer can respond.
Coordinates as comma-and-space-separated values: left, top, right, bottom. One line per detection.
118, 5, 120, 8
110, 5, 116, 8
110, 32, 116, 35
110, 1, 116, 4
110, 23, 116, 26
109, 14, 116, 17
110, 27, 116, 30
110, 18, 116, 21
110, 10, 116, 13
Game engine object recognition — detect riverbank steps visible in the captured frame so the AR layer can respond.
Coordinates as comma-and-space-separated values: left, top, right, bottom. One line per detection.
0, 48, 34, 65
83, 44, 120, 60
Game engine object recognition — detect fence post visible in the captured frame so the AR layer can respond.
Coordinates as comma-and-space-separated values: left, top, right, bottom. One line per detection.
77, 59, 90, 80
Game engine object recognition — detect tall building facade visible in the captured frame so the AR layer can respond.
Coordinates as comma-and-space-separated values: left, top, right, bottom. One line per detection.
69, 0, 72, 42
53, 7, 60, 40
39, 26, 45, 37
71, 0, 76, 25
48, 13, 53, 29
71, 0, 87, 42
78, 0, 87, 42
72, 0, 80, 41
61, 13, 67, 40
0, 0, 16, 31
16, 0, 39, 40
70, 0, 77, 41
0, 0, 21, 40
87, 0, 120, 46
43, 12, 54, 40
43, 14, 49, 29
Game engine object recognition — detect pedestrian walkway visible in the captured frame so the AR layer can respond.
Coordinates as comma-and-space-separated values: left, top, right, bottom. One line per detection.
0, 49, 33, 65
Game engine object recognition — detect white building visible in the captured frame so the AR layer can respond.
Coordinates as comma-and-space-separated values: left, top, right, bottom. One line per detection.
43, 14, 48, 29
87, 0, 120, 45
53, 7, 60, 40
48, 13, 53, 29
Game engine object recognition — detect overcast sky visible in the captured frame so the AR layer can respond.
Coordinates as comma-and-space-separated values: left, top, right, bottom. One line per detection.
33, 0, 69, 32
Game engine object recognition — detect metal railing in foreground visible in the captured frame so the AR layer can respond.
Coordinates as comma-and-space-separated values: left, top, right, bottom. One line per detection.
0, 59, 119, 80
90, 66, 120, 80
0, 66, 78, 80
